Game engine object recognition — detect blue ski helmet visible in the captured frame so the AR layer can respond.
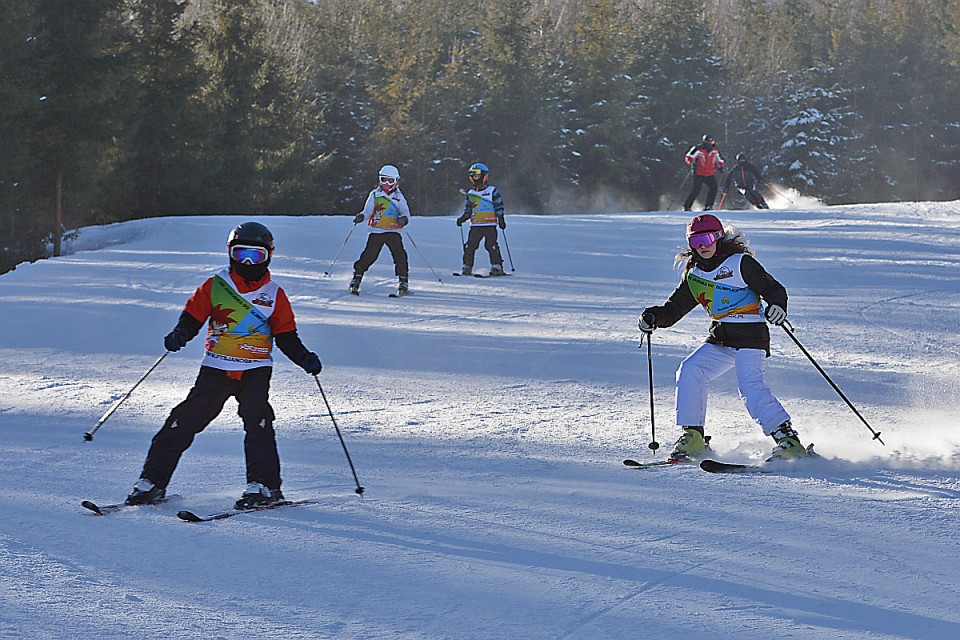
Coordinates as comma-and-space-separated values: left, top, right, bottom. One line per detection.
468, 163, 489, 186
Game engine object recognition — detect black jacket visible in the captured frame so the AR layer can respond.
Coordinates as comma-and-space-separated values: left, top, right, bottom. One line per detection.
724, 161, 764, 191
643, 248, 787, 355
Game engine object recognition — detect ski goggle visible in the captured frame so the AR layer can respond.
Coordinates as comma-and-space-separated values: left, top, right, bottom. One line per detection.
379, 175, 398, 186
688, 231, 721, 250
230, 244, 270, 265
469, 168, 484, 178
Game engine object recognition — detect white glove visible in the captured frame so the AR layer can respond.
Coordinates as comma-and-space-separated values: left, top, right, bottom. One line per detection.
765, 305, 787, 326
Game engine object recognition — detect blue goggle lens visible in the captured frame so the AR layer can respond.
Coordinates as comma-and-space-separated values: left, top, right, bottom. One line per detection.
230, 245, 270, 265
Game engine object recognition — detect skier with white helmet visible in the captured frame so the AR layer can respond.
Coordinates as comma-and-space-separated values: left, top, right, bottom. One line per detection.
456, 162, 507, 276
349, 164, 412, 296
638, 214, 809, 463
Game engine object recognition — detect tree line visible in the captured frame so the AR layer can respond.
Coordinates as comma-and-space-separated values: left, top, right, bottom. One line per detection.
3, 0, 959, 274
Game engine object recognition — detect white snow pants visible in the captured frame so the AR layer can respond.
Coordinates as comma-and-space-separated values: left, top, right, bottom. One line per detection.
675, 342, 790, 435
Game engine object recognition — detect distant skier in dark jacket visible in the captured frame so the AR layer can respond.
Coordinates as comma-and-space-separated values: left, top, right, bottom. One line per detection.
683, 134, 725, 211
637, 214, 811, 464
723, 153, 769, 209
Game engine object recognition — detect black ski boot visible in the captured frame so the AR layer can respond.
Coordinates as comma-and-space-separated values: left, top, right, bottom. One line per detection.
235, 482, 285, 510
348, 273, 362, 295
125, 478, 166, 506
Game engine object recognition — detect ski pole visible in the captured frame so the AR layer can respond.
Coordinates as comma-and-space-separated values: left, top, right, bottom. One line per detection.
667, 170, 691, 211
314, 376, 365, 494
781, 320, 884, 445
403, 229, 443, 283
640, 333, 660, 452
763, 182, 794, 204
501, 228, 515, 272
83, 351, 169, 441
717, 191, 728, 210
323, 222, 357, 276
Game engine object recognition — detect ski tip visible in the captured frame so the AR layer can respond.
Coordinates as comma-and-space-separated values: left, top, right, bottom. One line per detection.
81, 500, 104, 515
623, 459, 642, 467
699, 459, 768, 473
176, 510, 205, 523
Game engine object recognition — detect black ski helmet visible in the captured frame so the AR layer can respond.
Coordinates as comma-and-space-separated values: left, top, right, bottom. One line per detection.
736, 153, 746, 163
228, 221, 274, 251
702, 134, 715, 145
227, 221, 274, 280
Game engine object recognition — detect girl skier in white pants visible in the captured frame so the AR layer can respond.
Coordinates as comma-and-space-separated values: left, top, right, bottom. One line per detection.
638, 214, 810, 462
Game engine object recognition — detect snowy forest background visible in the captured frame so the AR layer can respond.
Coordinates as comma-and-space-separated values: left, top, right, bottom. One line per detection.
4, 0, 960, 273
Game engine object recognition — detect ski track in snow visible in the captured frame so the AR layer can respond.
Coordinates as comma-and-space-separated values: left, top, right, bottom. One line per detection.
0, 205, 959, 639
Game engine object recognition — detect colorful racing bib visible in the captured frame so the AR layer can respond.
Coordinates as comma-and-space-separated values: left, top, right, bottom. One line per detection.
202, 270, 278, 370
467, 188, 498, 225
686, 254, 762, 321
369, 194, 403, 230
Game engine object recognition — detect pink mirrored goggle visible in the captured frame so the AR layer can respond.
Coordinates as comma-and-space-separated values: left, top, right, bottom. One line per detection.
230, 244, 270, 265
688, 231, 721, 250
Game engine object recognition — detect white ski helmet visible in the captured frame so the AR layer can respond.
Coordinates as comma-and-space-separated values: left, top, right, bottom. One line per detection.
378, 165, 400, 192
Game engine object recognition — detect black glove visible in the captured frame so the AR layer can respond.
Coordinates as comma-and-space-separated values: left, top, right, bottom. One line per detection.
456, 214, 469, 227
164, 328, 189, 352
398, 216, 408, 227
638, 310, 656, 334
297, 351, 322, 375
353, 213, 364, 224
498, 216, 506, 230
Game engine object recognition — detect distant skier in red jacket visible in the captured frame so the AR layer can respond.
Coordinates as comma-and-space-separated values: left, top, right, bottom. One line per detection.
683, 134, 725, 212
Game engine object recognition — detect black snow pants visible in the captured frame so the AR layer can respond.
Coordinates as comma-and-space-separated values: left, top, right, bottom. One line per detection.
139, 366, 281, 491
353, 232, 409, 278
684, 175, 719, 210
462, 226, 503, 269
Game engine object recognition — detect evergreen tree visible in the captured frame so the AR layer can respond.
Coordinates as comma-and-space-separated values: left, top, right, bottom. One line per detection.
0, 0, 41, 271
201, 0, 316, 213
25, 0, 127, 255
107, 0, 209, 218
635, 0, 725, 209
771, 70, 860, 203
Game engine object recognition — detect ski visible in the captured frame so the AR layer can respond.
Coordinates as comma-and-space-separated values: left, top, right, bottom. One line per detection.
177, 498, 317, 523
700, 445, 820, 474
81, 495, 178, 516
388, 290, 412, 298
452, 272, 512, 278
623, 458, 689, 469
699, 459, 770, 474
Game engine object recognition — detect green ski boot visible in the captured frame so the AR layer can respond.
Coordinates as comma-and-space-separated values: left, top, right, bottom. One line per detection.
669, 427, 710, 461
766, 421, 811, 462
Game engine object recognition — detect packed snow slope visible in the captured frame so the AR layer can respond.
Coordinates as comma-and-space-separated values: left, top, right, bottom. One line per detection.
1, 199, 958, 640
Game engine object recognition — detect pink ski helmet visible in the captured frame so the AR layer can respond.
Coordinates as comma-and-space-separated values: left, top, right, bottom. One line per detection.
686, 214, 723, 250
